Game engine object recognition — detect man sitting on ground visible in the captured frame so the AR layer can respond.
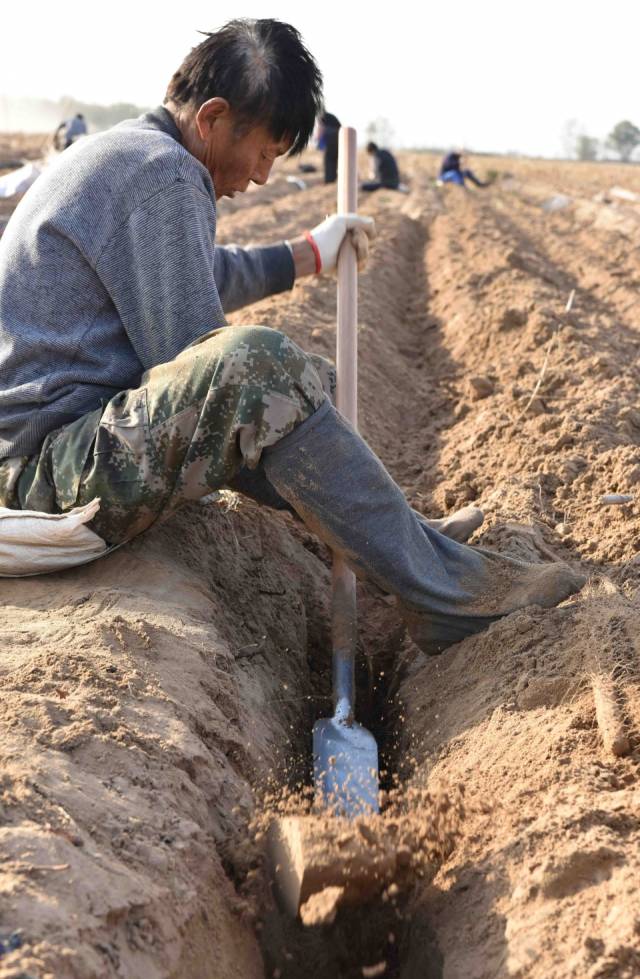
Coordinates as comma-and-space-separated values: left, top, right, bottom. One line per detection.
0, 19, 583, 654
361, 141, 400, 192
439, 149, 488, 187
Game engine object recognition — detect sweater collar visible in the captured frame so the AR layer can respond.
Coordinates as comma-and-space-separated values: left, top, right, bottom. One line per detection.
139, 105, 183, 144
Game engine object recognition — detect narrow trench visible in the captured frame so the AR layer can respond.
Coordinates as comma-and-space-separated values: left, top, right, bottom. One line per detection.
255, 623, 444, 979
253, 215, 447, 979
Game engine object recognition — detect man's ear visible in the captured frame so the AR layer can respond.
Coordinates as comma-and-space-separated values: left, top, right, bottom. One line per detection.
195, 98, 231, 141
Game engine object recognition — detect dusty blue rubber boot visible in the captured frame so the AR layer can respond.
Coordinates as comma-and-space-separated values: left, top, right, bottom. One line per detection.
227, 464, 294, 513
419, 505, 484, 542
229, 465, 484, 540
263, 402, 585, 654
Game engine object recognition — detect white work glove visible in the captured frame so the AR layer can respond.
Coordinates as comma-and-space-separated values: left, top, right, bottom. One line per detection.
306, 213, 376, 274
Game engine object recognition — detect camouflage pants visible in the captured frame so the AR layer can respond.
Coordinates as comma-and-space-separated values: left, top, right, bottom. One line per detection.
0, 326, 335, 544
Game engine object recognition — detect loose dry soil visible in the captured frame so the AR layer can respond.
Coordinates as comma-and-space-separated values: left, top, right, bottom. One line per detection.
1, 144, 640, 979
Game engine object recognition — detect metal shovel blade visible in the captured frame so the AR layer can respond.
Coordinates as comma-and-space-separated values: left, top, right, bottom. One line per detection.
313, 716, 379, 818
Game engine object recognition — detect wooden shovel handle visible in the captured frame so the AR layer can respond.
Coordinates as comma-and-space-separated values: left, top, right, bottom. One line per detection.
336, 127, 358, 427
332, 127, 358, 717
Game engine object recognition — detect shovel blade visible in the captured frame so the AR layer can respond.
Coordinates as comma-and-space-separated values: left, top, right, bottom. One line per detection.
313, 716, 379, 818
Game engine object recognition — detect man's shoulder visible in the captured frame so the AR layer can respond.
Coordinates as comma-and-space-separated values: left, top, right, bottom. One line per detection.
76, 121, 211, 200
4, 113, 216, 266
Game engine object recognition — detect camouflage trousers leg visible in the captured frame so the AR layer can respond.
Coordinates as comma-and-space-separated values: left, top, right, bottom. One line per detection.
11, 326, 335, 544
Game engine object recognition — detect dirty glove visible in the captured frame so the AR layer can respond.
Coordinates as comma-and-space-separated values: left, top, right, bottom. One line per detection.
306, 213, 376, 274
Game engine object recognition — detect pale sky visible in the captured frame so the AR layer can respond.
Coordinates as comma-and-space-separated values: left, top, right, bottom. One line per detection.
1, 0, 638, 157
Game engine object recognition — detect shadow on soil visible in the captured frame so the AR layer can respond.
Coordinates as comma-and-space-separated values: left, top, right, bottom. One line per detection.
259, 891, 444, 979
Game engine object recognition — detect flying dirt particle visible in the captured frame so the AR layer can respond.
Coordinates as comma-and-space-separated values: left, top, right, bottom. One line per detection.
357, 821, 377, 844
299, 885, 345, 926
362, 962, 387, 977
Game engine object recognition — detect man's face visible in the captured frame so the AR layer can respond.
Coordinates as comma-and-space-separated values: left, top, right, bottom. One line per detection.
199, 111, 291, 200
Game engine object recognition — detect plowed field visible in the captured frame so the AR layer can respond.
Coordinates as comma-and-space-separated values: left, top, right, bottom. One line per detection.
1, 144, 640, 979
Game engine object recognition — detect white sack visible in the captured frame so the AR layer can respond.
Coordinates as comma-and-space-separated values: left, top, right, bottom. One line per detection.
542, 194, 571, 213
0, 498, 107, 576
0, 162, 41, 199
609, 186, 639, 203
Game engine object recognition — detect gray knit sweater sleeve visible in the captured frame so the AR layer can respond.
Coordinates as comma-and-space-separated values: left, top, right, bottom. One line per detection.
95, 184, 295, 367
215, 243, 294, 314
95, 183, 295, 368
96, 180, 224, 369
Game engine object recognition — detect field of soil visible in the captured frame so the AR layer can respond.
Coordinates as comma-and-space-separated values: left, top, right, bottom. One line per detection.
1, 140, 640, 979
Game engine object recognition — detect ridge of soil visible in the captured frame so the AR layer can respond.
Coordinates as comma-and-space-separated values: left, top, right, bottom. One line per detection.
1, 142, 640, 978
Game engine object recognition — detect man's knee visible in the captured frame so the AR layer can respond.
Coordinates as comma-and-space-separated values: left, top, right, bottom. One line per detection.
307, 352, 336, 402
217, 326, 326, 403
226, 325, 295, 363
191, 325, 300, 372
175, 325, 328, 424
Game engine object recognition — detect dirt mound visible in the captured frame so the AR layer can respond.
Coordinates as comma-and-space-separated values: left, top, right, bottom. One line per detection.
0, 500, 335, 978
2, 151, 640, 978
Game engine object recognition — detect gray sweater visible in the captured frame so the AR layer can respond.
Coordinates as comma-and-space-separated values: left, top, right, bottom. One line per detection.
0, 107, 295, 458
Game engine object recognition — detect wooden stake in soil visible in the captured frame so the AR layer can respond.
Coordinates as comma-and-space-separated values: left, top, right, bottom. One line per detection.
591, 672, 631, 757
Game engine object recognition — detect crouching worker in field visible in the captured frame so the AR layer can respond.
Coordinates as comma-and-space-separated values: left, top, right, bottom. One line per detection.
0, 19, 584, 653
361, 141, 401, 192
439, 149, 489, 188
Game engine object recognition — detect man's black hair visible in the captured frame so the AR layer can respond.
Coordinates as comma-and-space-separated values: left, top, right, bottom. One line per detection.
366, 141, 378, 153
165, 19, 323, 155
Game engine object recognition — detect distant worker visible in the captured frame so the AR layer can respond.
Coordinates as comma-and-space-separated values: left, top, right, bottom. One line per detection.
439, 150, 488, 188
317, 111, 341, 183
361, 141, 400, 192
53, 113, 88, 152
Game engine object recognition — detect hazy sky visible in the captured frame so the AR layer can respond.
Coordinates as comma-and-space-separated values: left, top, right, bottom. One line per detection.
1, 0, 638, 157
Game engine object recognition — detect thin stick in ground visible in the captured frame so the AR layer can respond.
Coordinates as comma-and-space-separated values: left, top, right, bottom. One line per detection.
516, 289, 575, 422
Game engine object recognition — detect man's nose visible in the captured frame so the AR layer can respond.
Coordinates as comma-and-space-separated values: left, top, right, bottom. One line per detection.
251, 158, 273, 186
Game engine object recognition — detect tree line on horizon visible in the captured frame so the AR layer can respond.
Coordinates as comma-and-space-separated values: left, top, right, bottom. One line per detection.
363, 115, 640, 164
565, 119, 640, 163
0, 95, 150, 134
2, 97, 640, 165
